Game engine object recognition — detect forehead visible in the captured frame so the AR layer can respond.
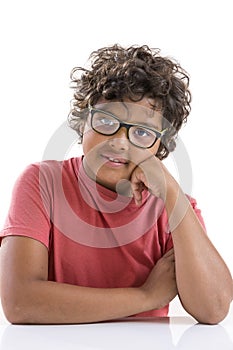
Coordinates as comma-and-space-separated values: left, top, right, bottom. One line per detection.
95, 99, 163, 126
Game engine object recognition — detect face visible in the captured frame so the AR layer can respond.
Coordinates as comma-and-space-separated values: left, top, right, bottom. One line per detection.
82, 97, 163, 193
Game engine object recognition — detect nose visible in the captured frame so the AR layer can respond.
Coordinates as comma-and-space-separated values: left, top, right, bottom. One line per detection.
108, 128, 129, 151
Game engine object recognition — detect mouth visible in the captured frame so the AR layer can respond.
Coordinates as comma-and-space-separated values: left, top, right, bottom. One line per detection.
101, 154, 129, 166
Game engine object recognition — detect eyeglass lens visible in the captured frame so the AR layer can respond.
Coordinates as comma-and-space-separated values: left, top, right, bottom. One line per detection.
91, 110, 158, 148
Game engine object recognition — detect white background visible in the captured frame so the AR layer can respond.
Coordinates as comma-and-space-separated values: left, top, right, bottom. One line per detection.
0, 0, 233, 317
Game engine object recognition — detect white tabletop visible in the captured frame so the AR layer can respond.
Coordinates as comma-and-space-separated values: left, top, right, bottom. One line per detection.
1, 311, 233, 350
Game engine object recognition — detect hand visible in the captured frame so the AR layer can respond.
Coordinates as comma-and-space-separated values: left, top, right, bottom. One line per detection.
130, 156, 175, 206
140, 249, 178, 310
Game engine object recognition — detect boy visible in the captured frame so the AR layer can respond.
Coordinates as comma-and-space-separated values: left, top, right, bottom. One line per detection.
0, 44, 232, 324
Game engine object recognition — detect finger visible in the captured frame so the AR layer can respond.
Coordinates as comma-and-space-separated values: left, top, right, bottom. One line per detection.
133, 191, 143, 206
131, 173, 147, 206
131, 183, 142, 205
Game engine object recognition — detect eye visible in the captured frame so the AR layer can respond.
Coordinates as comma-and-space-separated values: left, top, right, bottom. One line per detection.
99, 117, 115, 126
134, 127, 153, 138
92, 111, 119, 134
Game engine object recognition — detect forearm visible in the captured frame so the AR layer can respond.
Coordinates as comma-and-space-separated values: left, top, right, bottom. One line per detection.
5, 280, 150, 324
1, 236, 173, 325
165, 184, 233, 323
2, 270, 176, 325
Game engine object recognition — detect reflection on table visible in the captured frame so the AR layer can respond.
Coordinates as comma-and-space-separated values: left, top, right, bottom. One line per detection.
0, 316, 232, 350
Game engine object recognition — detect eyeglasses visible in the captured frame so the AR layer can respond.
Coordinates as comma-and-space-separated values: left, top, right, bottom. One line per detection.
88, 105, 167, 149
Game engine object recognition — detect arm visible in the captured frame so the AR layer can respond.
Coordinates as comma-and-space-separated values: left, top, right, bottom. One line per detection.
131, 156, 233, 324
0, 236, 177, 324
165, 182, 233, 324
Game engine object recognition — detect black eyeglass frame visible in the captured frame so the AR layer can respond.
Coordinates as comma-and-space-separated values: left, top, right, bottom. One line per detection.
88, 105, 167, 149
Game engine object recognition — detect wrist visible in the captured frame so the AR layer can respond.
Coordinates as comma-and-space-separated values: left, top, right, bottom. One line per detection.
139, 285, 170, 311
138, 286, 154, 311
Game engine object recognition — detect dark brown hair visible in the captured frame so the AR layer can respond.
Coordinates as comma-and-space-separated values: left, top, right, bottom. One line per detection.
68, 44, 191, 159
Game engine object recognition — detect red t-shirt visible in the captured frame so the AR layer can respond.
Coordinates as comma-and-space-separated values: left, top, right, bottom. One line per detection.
0, 157, 205, 317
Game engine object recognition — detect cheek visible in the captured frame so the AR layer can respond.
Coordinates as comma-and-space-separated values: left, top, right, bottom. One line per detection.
151, 139, 161, 156
131, 140, 161, 164
82, 129, 94, 154
82, 129, 107, 156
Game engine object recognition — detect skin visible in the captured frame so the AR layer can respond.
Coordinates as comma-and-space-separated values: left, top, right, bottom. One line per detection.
82, 98, 164, 194
0, 97, 232, 325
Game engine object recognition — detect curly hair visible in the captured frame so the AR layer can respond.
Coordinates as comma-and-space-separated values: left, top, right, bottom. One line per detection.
68, 44, 191, 160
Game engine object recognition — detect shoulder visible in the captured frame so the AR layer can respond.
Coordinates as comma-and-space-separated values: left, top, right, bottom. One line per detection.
18, 157, 81, 180
11, 158, 82, 197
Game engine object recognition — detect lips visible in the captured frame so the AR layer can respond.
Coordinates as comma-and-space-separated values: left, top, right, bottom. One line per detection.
101, 154, 129, 165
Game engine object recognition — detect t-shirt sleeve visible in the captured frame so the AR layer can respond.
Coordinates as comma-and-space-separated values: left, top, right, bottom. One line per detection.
0, 163, 52, 248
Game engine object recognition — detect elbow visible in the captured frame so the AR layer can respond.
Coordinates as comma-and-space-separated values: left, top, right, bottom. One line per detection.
195, 311, 228, 325
1, 295, 34, 324
191, 300, 231, 325
1, 279, 45, 324
2, 303, 25, 325
203, 279, 233, 324
180, 282, 233, 325
194, 309, 229, 325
